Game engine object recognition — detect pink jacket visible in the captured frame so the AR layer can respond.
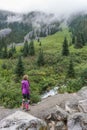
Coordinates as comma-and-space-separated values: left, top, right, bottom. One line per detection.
21, 80, 30, 94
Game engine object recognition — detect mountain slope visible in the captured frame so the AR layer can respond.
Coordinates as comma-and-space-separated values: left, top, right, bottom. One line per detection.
0, 10, 61, 43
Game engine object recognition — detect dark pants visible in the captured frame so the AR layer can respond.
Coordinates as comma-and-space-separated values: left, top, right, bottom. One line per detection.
22, 94, 30, 100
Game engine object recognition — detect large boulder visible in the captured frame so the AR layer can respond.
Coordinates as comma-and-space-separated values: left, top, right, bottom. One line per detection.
67, 112, 87, 130
45, 105, 68, 130
0, 111, 46, 130
77, 86, 87, 99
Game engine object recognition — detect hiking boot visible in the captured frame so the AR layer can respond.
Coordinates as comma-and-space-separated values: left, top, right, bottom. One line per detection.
25, 102, 30, 111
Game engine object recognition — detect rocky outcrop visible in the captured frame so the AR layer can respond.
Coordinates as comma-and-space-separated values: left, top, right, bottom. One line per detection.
68, 112, 87, 130
78, 99, 87, 112
1, 86, 87, 130
44, 86, 87, 130
0, 111, 46, 130
77, 86, 87, 99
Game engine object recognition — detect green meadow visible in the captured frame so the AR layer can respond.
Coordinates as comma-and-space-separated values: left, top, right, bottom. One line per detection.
0, 28, 87, 108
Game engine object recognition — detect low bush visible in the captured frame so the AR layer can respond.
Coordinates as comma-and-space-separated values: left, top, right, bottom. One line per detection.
59, 78, 83, 93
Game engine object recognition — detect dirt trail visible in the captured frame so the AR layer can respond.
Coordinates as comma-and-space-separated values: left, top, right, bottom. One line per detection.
0, 93, 79, 120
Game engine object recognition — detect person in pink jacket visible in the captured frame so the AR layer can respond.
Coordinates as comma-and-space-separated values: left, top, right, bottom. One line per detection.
21, 75, 30, 111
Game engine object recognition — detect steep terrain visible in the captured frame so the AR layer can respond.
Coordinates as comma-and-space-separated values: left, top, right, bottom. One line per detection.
0, 10, 61, 42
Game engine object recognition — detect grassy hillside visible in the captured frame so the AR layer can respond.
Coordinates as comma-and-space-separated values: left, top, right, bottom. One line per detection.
0, 28, 87, 108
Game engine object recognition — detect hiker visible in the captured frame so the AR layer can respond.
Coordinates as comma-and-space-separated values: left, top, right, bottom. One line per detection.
21, 74, 30, 111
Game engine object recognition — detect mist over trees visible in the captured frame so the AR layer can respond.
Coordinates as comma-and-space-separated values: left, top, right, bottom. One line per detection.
68, 13, 87, 48
0, 10, 61, 43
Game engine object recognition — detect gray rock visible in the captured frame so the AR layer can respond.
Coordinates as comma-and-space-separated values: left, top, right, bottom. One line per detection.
55, 121, 66, 130
78, 99, 87, 113
0, 111, 46, 130
67, 112, 87, 130
77, 86, 87, 99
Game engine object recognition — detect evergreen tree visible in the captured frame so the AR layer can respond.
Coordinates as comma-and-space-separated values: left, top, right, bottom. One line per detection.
8, 49, 13, 58
62, 37, 69, 56
8, 44, 16, 58
2, 44, 8, 58
67, 59, 75, 78
15, 56, 24, 77
29, 40, 35, 56
0, 38, 6, 58
81, 33, 85, 46
37, 49, 44, 66
23, 41, 29, 57
72, 35, 75, 44
12, 44, 16, 53
81, 68, 87, 85
75, 34, 83, 48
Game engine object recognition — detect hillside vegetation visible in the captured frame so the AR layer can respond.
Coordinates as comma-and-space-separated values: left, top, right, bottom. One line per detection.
0, 27, 87, 108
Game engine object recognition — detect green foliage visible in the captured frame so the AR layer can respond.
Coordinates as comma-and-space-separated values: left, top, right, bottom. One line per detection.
37, 49, 45, 66
0, 81, 21, 108
8, 22, 33, 43
59, 78, 83, 93
0, 28, 87, 108
29, 40, 35, 56
80, 68, 87, 85
75, 34, 84, 49
62, 37, 69, 56
15, 56, 25, 77
23, 41, 29, 57
72, 35, 75, 44
30, 93, 41, 103
67, 59, 75, 78
2, 44, 8, 58
1, 63, 7, 69
68, 14, 86, 47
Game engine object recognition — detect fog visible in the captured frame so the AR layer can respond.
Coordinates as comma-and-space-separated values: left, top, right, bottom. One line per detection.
0, 0, 87, 17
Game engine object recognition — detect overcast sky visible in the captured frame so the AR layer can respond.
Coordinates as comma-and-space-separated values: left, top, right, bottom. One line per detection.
0, 0, 87, 16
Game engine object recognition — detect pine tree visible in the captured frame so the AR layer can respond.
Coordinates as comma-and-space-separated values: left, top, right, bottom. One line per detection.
72, 35, 75, 44
37, 49, 44, 66
62, 37, 69, 56
23, 41, 29, 57
8, 44, 16, 58
15, 56, 24, 77
12, 44, 16, 53
29, 40, 35, 56
67, 59, 75, 78
2, 44, 8, 58
75, 33, 83, 48
81, 33, 85, 46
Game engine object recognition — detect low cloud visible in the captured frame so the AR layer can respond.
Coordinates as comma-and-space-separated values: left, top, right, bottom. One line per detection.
0, 0, 87, 17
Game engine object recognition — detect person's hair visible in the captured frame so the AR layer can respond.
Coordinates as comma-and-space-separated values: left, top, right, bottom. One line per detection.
23, 75, 28, 80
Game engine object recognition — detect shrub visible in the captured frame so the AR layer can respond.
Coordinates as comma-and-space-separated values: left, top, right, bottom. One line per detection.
81, 68, 87, 85
59, 78, 83, 93
30, 93, 41, 103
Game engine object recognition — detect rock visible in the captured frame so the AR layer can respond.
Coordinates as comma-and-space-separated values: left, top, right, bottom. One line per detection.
78, 99, 87, 113
0, 111, 46, 130
55, 121, 66, 130
67, 112, 87, 130
56, 105, 69, 121
48, 121, 55, 130
65, 101, 79, 114
45, 105, 68, 130
77, 86, 87, 99
45, 105, 68, 121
